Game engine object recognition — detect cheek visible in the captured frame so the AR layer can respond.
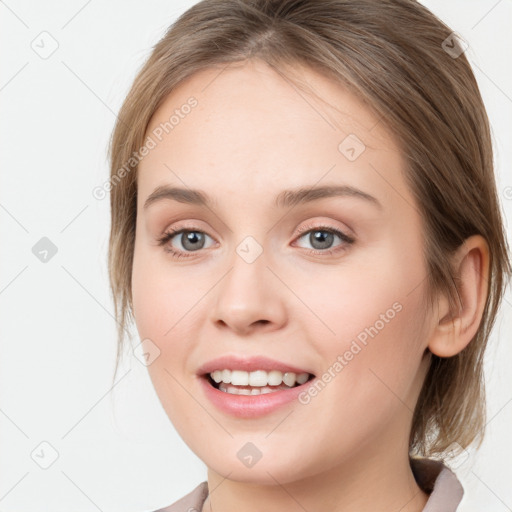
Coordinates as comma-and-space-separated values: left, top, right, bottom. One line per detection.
290, 294, 428, 474
131, 243, 190, 341
131, 245, 205, 391
299, 240, 425, 345
303, 242, 428, 402
131, 263, 167, 342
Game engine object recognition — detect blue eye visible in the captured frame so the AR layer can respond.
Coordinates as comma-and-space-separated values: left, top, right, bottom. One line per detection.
293, 224, 355, 255
156, 228, 215, 259
156, 224, 355, 260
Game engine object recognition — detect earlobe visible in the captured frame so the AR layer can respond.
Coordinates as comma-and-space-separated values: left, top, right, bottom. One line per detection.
428, 235, 490, 358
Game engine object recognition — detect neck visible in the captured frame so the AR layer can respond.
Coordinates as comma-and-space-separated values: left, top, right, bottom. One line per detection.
203, 443, 429, 512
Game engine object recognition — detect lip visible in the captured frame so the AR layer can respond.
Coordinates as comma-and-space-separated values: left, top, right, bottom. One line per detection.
196, 354, 316, 418
198, 373, 316, 418
196, 354, 313, 375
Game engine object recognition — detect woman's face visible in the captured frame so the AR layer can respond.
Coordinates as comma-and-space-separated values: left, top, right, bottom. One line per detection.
132, 59, 434, 484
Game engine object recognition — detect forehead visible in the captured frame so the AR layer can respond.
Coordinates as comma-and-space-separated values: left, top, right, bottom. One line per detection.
137, 59, 407, 211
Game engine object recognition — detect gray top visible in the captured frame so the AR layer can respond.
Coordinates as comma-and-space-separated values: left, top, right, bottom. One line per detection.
154, 457, 464, 512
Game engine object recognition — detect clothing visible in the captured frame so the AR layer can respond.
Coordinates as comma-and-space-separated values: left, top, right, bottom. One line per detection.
153, 456, 464, 512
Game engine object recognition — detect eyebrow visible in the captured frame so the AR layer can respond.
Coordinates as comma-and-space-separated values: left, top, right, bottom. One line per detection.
143, 184, 382, 211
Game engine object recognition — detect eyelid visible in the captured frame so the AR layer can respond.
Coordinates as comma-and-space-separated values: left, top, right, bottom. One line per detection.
293, 224, 355, 256
157, 220, 355, 258
156, 224, 217, 247
158, 221, 351, 242
295, 221, 354, 241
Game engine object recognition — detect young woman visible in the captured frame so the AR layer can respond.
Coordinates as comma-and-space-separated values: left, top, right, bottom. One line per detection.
106, 1, 511, 510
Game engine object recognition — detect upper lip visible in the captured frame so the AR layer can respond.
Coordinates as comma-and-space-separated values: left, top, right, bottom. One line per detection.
197, 355, 314, 376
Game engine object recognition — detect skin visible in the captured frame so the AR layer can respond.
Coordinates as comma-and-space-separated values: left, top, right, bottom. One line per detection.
131, 58, 489, 512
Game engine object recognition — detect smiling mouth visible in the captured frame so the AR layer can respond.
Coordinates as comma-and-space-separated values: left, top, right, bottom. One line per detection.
203, 370, 316, 396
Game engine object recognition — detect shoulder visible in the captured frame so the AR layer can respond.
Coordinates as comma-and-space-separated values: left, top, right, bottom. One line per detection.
152, 481, 209, 512
410, 456, 464, 511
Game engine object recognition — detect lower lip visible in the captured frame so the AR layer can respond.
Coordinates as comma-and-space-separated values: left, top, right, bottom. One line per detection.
199, 376, 314, 418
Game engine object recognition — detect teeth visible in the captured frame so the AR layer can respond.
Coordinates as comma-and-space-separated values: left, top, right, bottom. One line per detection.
268, 370, 284, 386
210, 369, 311, 388
221, 369, 231, 383
218, 383, 292, 395
249, 370, 267, 386
231, 370, 249, 386
283, 372, 296, 387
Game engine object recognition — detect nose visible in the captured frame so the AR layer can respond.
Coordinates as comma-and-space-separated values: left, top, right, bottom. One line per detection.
210, 243, 287, 336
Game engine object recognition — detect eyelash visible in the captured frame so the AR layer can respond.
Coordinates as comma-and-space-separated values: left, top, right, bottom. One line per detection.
156, 223, 355, 260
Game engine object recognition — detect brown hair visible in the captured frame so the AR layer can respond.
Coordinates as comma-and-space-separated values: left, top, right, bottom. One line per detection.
106, 0, 511, 459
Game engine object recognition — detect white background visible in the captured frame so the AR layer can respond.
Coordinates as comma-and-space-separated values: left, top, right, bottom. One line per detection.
0, 1, 510, 511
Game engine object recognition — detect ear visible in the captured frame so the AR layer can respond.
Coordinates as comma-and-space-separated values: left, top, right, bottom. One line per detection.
428, 235, 490, 358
